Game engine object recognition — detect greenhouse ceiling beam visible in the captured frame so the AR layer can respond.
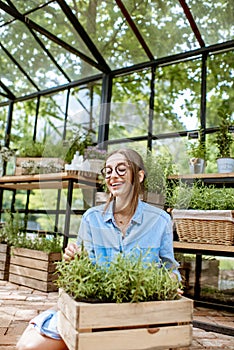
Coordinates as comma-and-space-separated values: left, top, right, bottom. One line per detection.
0, 1, 105, 72
115, 0, 154, 60
0, 73, 103, 107
0, 42, 39, 91
179, 0, 205, 47
105, 127, 221, 146
0, 80, 15, 100
111, 40, 234, 76
57, 0, 111, 73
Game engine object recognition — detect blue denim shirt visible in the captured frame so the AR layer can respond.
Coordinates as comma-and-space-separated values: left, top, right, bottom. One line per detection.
77, 199, 181, 280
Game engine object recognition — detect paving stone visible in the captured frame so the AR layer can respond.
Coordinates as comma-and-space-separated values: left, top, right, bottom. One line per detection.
0, 282, 233, 349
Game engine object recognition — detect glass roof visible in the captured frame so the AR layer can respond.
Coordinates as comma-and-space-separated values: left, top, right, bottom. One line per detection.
0, 0, 233, 102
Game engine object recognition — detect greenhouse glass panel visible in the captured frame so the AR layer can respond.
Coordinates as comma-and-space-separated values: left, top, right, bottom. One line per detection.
152, 137, 188, 174
109, 70, 151, 140
206, 51, 234, 128
153, 59, 202, 135
10, 100, 37, 148
67, 83, 102, 143
0, 90, 8, 104
27, 2, 97, 62
123, 0, 200, 58
0, 45, 38, 96
0, 105, 7, 140
10, 0, 50, 13
107, 141, 148, 158
187, 0, 234, 45
0, 6, 13, 25
1, 21, 69, 90
36, 92, 67, 146
72, 0, 148, 69
37, 32, 100, 81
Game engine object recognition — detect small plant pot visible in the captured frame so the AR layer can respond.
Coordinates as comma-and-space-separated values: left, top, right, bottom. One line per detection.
189, 158, 206, 174
217, 157, 234, 173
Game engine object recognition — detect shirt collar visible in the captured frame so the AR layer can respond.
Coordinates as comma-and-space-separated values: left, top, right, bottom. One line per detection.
103, 199, 143, 224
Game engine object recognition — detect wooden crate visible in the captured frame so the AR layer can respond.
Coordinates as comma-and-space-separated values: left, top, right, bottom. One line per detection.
9, 247, 61, 292
58, 289, 193, 350
0, 243, 10, 280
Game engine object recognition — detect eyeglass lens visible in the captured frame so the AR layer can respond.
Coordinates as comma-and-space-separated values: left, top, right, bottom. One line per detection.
101, 162, 129, 178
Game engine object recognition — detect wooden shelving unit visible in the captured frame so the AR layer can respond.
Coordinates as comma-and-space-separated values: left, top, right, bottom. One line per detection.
0, 172, 101, 249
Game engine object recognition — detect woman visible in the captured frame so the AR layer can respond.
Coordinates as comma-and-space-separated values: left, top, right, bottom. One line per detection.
17, 148, 181, 350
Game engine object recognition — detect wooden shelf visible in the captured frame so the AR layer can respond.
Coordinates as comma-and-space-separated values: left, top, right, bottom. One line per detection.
0, 172, 101, 190
168, 172, 234, 186
169, 172, 234, 179
174, 241, 234, 256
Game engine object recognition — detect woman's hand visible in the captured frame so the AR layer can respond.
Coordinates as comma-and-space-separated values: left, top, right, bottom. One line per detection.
63, 242, 81, 261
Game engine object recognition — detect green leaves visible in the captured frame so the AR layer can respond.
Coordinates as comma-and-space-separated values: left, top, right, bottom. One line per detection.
0, 211, 62, 253
166, 181, 234, 210
56, 251, 181, 303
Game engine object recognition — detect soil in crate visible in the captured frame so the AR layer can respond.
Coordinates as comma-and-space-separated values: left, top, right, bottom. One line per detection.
58, 289, 193, 350
9, 247, 61, 292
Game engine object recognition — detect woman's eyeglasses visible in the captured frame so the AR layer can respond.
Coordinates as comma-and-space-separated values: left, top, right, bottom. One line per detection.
101, 162, 130, 179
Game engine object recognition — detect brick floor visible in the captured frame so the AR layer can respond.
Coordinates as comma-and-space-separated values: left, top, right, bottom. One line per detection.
0, 280, 233, 349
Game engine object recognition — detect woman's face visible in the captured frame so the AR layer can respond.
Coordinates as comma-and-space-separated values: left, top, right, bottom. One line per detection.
104, 153, 133, 197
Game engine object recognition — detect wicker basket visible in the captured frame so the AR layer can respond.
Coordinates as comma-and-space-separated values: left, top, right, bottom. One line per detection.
172, 209, 234, 246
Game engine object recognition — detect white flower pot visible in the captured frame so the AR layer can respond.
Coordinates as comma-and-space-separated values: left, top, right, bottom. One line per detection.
217, 158, 234, 173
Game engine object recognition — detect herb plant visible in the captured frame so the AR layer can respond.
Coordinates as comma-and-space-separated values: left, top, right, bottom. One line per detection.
0, 211, 24, 245
12, 232, 62, 253
56, 250, 181, 303
186, 139, 207, 160
144, 151, 176, 194
215, 107, 234, 158
166, 181, 234, 210
1, 211, 62, 253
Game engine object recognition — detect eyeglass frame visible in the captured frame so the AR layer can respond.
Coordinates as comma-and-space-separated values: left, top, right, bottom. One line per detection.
101, 162, 131, 179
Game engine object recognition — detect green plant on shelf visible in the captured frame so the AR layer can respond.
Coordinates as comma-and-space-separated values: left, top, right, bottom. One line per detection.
166, 181, 234, 210
215, 106, 234, 159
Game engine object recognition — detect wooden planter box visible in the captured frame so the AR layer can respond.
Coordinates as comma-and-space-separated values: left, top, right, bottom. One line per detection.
0, 243, 10, 280
58, 289, 193, 350
9, 247, 62, 292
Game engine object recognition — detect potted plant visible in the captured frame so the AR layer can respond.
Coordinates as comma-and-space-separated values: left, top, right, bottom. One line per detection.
215, 107, 234, 173
64, 127, 94, 164
144, 151, 176, 209
186, 131, 207, 174
56, 251, 193, 350
168, 181, 234, 246
3, 211, 62, 291
15, 138, 65, 175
